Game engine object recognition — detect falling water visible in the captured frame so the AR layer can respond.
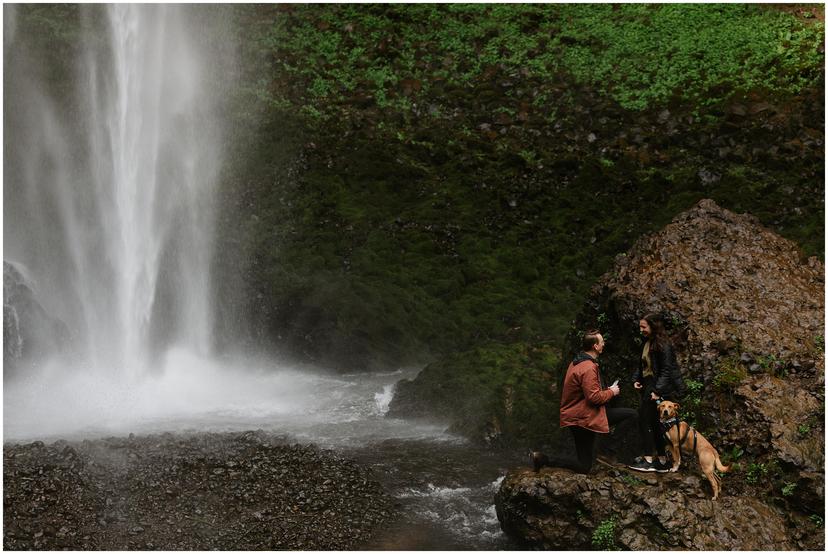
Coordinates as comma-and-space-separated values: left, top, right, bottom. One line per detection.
4, 4, 222, 375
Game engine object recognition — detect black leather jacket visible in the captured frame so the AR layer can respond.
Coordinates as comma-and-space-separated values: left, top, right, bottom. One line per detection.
632, 341, 683, 399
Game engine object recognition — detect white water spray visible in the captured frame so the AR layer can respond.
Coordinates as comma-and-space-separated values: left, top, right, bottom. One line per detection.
5, 5, 221, 374
4, 5, 234, 436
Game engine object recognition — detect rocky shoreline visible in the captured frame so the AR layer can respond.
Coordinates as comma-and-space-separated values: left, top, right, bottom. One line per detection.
3, 431, 396, 550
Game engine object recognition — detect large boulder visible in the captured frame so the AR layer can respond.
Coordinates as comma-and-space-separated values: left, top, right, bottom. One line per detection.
565, 199, 824, 510
495, 466, 822, 550
589, 198, 823, 377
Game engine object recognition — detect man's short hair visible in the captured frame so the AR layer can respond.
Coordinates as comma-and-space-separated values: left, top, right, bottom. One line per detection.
582, 329, 601, 351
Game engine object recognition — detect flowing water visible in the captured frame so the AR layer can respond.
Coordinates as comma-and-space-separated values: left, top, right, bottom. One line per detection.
5, 359, 522, 549
3, 5, 522, 549
4, 4, 221, 373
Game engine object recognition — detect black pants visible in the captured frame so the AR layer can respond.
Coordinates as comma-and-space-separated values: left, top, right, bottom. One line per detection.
554, 407, 637, 474
639, 382, 667, 457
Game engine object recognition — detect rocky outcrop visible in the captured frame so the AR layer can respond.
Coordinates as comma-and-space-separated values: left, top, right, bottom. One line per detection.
495, 467, 822, 550
599, 198, 823, 375
567, 199, 823, 494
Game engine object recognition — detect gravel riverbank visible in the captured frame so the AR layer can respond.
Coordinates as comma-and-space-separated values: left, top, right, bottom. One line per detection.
3, 431, 396, 550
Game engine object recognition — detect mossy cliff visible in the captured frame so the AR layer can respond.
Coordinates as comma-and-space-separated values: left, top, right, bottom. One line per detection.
212, 4, 823, 446
216, 5, 823, 373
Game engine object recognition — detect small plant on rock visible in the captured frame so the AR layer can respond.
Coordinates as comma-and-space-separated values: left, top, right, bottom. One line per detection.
682, 378, 704, 427
723, 445, 744, 466
797, 423, 811, 438
745, 462, 768, 485
620, 473, 645, 486
712, 357, 747, 391
781, 482, 797, 497
591, 517, 618, 551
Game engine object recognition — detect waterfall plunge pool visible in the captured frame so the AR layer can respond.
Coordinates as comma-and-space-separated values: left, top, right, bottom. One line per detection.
4, 351, 523, 549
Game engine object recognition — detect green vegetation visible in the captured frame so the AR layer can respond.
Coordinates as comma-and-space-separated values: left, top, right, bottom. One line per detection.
797, 423, 811, 438
723, 445, 745, 467
219, 4, 824, 383
620, 473, 645, 487
682, 379, 704, 427
781, 482, 797, 497
254, 4, 823, 118
745, 462, 769, 485
713, 357, 748, 390
592, 517, 618, 551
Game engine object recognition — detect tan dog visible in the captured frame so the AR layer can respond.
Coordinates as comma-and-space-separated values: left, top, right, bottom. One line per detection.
658, 400, 731, 500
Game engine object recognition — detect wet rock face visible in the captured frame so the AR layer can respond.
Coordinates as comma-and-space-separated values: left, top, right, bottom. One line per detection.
495, 467, 823, 551
3, 431, 395, 550
3, 261, 70, 375
599, 198, 823, 372
567, 199, 824, 484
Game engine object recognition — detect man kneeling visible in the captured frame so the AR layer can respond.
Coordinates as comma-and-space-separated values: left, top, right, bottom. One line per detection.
536, 329, 636, 473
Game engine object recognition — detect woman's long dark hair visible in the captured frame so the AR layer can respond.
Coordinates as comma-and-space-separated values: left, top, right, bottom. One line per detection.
642, 312, 670, 352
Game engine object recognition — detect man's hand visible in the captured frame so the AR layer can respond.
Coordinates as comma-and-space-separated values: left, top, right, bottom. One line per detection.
633, 381, 642, 390
610, 383, 621, 396
650, 392, 660, 401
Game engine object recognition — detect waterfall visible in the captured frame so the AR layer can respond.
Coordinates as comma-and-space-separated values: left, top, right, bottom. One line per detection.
4, 4, 223, 375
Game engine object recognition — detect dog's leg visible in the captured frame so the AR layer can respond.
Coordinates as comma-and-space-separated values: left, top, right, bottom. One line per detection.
699, 450, 719, 499
705, 469, 720, 500
669, 427, 682, 472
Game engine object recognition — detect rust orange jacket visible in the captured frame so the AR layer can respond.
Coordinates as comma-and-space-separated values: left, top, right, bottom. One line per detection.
559, 353, 614, 433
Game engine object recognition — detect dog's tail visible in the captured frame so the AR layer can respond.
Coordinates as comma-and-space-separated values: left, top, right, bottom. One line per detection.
714, 453, 731, 473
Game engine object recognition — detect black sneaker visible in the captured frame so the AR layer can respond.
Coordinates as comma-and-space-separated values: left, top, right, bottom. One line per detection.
628, 459, 657, 472
652, 459, 671, 473
530, 451, 549, 472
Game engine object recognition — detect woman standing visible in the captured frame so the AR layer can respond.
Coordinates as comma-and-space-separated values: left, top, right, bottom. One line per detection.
628, 313, 684, 472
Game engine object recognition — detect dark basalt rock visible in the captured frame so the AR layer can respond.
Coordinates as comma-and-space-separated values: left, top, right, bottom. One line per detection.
495, 466, 822, 550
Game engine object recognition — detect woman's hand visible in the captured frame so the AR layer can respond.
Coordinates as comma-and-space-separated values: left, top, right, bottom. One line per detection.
633, 381, 642, 390
650, 392, 660, 401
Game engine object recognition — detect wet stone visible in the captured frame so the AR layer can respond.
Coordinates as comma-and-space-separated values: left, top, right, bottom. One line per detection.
4, 431, 396, 550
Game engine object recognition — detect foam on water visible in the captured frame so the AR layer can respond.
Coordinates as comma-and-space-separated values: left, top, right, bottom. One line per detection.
4, 351, 454, 447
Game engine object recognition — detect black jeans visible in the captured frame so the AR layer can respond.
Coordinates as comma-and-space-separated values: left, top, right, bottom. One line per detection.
638, 379, 667, 457
555, 407, 637, 474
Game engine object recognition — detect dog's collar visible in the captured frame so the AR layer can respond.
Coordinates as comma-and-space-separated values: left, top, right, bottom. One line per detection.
660, 417, 680, 433
661, 416, 679, 428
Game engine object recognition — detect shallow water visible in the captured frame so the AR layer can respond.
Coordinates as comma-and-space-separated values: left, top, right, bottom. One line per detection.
4, 353, 523, 549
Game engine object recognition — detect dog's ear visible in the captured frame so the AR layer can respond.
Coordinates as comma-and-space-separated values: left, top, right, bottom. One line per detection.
675, 402, 681, 410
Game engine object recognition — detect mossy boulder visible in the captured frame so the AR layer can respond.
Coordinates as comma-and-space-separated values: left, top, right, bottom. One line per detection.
387, 342, 560, 446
